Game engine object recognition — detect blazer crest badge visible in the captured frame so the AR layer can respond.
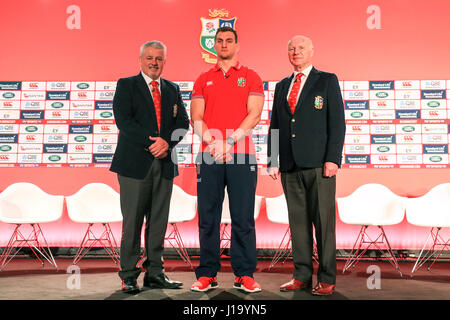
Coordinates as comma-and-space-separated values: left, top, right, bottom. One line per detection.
314, 96, 324, 110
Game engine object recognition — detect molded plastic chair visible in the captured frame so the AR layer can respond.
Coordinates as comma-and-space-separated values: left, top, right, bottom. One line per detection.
219, 190, 263, 255
66, 183, 122, 265
0, 182, 64, 270
337, 183, 406, 276
165, 184, 197, 269
265, 194, 318, 270
406, 183, 450, 276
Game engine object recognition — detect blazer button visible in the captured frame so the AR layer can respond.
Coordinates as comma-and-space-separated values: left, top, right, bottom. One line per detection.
291, 118, 295, 122
291, 134, 296, 138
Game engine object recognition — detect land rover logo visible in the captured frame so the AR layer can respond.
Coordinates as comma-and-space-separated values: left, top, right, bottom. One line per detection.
48, 155, 61, 162
429, 156, 442, 163
178, 155, 186, 161
377, 146, 390, 152
77, 83, 90, 90
350, 111, 363, 118
427, 101, 440, 108
74, 135, 87, 142
376, 92, 389, 98
100, 111, 113, 118
25, 126, 38, 132
2, 92, 15, 99
51, 102, 64, 108
0, 145, 12, 152
401, 126, 415, 133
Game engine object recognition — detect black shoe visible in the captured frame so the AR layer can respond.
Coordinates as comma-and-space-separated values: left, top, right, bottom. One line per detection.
121, 278, 140, 294
143, 273, 183, 289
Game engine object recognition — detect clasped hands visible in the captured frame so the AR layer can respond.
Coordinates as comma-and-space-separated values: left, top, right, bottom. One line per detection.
148, 136, 169, 159
268, 161, 339, 180
207, 139, 233, 163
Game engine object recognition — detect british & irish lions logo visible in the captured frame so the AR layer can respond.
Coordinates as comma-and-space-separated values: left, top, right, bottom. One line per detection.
200, 9, 237, 64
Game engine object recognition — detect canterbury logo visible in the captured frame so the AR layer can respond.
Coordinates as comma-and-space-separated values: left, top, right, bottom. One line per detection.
0, 155, 10, 160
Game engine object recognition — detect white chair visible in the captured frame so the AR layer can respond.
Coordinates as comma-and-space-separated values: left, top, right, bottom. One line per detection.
0, 182, 64, 271
219, 190, 263, 255
337, 183, 406, 276
406, 183, 450, 276
66, 183, 122, 266
164, 184, 197, 269
265, 194, 319, 270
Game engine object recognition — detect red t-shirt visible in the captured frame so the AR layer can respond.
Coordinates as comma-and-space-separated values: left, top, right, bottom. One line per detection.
192, 63, 264, 154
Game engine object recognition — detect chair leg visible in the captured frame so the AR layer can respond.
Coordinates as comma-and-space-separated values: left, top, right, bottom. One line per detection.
269, 226, 291, 270
343, 225, 402, 276
343, 226, 369, 274
219, 223, 231, 256
0, 224, 57, 271
164, 223, 193, 269
378, 226, 402, 277
72, 223, 120, 266
0, 224, 22, 271
411, 227, 449, 277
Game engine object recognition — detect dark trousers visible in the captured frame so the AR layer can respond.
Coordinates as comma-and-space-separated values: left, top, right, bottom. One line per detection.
281, 167, 337, 284
195, 153, 258, 279
117, 159, 173, 280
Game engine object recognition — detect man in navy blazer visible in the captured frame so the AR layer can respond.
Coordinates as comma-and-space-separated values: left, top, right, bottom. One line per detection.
110, 40, 189, 293
267, 35, 345, 296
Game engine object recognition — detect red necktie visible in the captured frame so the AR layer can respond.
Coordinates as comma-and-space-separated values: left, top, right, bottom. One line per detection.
288, 73, 303, 114
150, 81, 161, 133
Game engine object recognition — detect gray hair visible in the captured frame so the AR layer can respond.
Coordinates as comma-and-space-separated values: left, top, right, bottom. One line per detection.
140, 40, 167, 56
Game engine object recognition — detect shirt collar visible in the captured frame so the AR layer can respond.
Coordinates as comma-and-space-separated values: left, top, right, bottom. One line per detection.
293, 64, 313, 79
141, 70, 160, 86
213, 62, 242, 72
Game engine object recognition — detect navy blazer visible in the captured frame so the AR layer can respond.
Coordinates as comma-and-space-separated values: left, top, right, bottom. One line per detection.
268, 67, 345, 171
110, 73, 189, 179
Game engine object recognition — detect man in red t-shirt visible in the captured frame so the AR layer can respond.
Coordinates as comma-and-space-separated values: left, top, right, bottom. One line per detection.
190, 26, 264, 293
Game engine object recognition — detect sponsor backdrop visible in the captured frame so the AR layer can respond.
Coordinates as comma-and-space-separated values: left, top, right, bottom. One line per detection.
0, 0, 449, 249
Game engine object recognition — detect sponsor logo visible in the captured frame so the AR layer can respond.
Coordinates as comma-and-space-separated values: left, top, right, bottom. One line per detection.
48, 155, 61, 162
426, 101, 440, 108
377, 146, 390, 152
421, 90, 446, 99
74, 135, 87, 142
429, 156, 443, 163
370, 81, 394, 90
51, 102, 64, 108
375, 92, 389, 98
25, 126, 38, 132
401, 126, 415, 133
100, 111, 113, 118
345, 101, 369, 109
350, 111, 363, 118
396, 110, 420, 119
2, 92, 15, 99
0, 145, 12, 152
76, 83, 90, 90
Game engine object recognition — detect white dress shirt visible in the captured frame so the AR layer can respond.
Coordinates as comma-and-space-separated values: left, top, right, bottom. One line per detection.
286, 64, 313, 105
141, 70, 161, 100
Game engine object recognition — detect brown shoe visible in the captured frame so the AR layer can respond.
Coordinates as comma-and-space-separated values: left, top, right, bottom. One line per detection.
280, 279, 311, 292
311, 282, 335, 296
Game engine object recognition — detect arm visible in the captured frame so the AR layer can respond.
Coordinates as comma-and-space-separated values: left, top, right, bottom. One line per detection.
112, 78, 153, 147
323, 74, 346, 177
267, 83, 281, 179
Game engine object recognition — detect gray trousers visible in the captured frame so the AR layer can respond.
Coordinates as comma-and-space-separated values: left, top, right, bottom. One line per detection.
117, 159, 173, 280
281, 167, 337, 284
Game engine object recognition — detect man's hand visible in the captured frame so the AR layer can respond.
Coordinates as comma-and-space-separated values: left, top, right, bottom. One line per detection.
323, 161, 338, 177
148, 136, 169, 158
267, 167, 280, 180
209, 139, 232, 162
